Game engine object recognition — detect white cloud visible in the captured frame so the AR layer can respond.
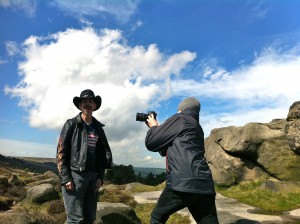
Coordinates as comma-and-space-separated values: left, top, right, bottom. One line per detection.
50, 0, 138, 23
173, 47, 300, 104
4, 27, 195, 167
0, 0, 36, 16
172, 46, 300, 137
4, 27, 300, 166
5, 41, 19, 56
131, 19, 143, 32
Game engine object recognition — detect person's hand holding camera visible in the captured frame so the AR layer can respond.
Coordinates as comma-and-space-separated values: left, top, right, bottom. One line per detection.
147, 113, 158, 128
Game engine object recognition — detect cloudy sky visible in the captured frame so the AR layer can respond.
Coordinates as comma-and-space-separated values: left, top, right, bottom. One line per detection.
1, 0, 300, 168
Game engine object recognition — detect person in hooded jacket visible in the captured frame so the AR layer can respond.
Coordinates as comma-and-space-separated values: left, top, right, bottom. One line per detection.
145, 97, 219, 224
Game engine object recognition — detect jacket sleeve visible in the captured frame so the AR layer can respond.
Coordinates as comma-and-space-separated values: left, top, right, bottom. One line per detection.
145, 114, 182, 153
56, 120, 73, 185
97, 128, 113, 180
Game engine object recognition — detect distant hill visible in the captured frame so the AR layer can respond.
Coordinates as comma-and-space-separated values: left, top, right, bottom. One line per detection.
0, 154, 57, 174
133, 167, 165, 177
0, 154, 165, 177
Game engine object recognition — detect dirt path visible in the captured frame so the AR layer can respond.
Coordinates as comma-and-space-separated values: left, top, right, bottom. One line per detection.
132, 191, 300, 224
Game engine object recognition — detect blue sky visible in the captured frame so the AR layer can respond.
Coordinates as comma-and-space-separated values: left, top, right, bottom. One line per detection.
1, 0, 300, 168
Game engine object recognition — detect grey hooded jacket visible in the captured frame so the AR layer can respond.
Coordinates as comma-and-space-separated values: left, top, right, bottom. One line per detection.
145, 110, 215, 194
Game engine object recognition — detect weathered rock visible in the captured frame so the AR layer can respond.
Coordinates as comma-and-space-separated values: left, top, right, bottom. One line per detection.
257, 137, 300, 181
96, 202, 141, 224
25, 183, 59, 204
205, 108, 300, 186
260, 179, 300, 193
26, 178, 58, 187
205, 127, 268, 186
43, 171, 59, 181
287, 101, 300, 121
9, 174, 25, 186
265, 119, 287, 130
211, 123, 284, 159
284, 120, 300, 154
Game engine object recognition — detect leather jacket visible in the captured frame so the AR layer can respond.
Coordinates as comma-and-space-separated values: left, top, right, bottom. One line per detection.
57, 113, 113, 185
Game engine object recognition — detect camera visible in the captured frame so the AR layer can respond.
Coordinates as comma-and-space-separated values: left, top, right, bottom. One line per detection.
136, 111, 157, 122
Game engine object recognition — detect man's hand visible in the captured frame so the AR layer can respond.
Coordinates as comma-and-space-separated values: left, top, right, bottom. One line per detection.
146, 113, 159, 128
65, 181, 75, 191
95, 179, 103, 192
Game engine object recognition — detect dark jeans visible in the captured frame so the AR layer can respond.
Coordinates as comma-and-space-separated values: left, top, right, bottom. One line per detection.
151, 187, 219, 224
62, 170, 98, 224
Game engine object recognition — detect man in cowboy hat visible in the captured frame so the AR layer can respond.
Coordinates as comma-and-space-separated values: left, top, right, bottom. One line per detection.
57, 89, 113, 224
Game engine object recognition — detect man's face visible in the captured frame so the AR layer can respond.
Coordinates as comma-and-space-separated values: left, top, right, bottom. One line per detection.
79, 98, 96, 116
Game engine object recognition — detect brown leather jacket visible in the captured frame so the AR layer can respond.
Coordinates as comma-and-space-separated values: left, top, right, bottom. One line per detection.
57, 113, 113, 185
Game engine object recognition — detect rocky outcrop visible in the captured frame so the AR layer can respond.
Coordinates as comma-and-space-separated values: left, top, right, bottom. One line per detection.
26, 171, 61, 192
285, 101, 300, 154
24, 183, 60, 204
9, 174, 25, 186
205, 101, 300, 186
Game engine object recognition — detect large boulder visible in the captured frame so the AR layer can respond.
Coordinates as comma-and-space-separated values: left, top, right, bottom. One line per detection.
96, 202, 141, 224
257, 137, 300, 181
285, 121, 300, 155
205, 102, 300, 186
24, 183, 59, 204
205, 126, 267, 186
42, 171, 60, 181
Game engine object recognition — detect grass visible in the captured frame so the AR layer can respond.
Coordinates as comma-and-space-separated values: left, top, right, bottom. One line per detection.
100, 184, 138, 207
100, 182, 190, 223
135, 203, 191, 224
216, 179, 300, 212
101, 180, 300, 222
15, 199, 66, 224
129, 181, 166, 193
2, 164, 300, 224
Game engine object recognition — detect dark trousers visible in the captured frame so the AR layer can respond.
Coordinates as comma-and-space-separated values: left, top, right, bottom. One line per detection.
151, 187, 219, 224
62, 170, 97, 224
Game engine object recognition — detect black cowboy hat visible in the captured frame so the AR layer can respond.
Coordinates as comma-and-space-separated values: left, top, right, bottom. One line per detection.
73, 89, 102, 111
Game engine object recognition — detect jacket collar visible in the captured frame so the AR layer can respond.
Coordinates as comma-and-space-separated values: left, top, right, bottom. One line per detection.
75, 113, 105, 127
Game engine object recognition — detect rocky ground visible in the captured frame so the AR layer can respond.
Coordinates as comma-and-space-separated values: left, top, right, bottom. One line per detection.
132, 191, 300, 224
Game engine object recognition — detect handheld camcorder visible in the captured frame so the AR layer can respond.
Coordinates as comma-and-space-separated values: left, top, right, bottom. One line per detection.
136, 111, 157, 122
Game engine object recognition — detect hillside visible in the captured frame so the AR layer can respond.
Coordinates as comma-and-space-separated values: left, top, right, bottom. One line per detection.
133, 167, 165, 177
0, 154, 57, 174
0, 155, 165, 178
